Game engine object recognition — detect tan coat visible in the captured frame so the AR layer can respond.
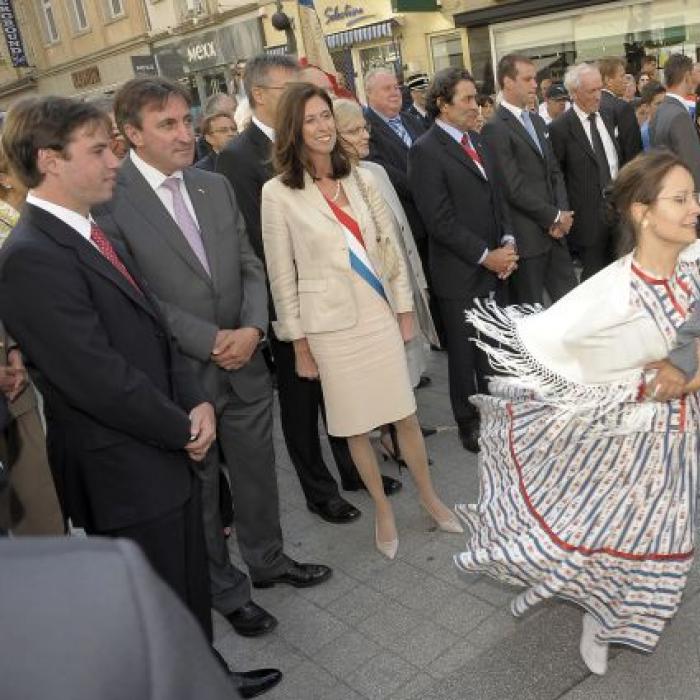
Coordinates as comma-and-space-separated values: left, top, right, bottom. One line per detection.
261, 166, 413, 342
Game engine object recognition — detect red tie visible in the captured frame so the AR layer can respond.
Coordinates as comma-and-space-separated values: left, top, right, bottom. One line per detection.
460, 133, 483, 166
90, 223, 141, 293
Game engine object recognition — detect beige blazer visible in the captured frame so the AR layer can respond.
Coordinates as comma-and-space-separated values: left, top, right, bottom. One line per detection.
261, 166, 413, 341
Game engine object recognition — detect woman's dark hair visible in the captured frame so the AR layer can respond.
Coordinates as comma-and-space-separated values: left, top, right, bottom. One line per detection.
273, 82, 351, 189
476, 94, 495, 108
426, 67, 474, 119
1, 96, 111, 189
609, 149, 691, 255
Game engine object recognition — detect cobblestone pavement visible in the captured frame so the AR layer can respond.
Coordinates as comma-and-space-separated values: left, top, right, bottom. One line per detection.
215, 352, 700, 700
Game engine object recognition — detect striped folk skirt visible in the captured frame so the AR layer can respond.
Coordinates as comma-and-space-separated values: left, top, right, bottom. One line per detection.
454, 381, 697, 652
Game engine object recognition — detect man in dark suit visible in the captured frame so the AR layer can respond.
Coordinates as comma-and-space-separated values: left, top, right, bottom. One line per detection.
481, 53, 577, 305
195, 111, 237, 172
650, 53, 700, 189
550, 63, 621, 279
218, 55, 397, 520
0, 96, 217, 640
95, 77, 331, 638
409, 68, 518, 453
405, 72, 432, 129
598, 56, 642, 166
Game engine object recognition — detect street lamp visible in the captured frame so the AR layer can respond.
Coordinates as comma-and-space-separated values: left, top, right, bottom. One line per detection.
271, 1, 297, 56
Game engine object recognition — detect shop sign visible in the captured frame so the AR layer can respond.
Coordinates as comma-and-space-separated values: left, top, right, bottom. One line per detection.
72, 66, 101, 90
131, 55, 157, 77
0, 0, 29, 67
325, 4, 371, 28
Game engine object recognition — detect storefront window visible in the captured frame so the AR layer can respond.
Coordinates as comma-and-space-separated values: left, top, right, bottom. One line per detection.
490, 0, 700, 82
430, 32, 465, 73
359, 41, 402, 79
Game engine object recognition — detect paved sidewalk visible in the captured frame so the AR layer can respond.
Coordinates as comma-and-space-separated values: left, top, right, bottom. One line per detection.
215, 352, 700, 700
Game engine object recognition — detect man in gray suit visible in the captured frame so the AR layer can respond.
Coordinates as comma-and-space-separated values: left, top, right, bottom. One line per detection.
0, 537, 282, 699
94, 78, 331, 637
650, 53, 700, 188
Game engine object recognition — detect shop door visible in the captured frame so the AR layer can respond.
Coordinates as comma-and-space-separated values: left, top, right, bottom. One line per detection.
359, 41, 403, 81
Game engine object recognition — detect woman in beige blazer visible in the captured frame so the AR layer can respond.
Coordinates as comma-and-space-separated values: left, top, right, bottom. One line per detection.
262, 83, 461, 559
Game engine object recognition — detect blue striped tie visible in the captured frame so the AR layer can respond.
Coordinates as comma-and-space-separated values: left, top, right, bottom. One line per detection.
387, 116, 412, 147
520, 110, 543, 156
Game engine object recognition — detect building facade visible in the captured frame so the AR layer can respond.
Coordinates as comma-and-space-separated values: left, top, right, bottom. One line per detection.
0, 0, 153, 110
443, 0, 700, 93
260, 0, 466, 100
148, 0, 264, 110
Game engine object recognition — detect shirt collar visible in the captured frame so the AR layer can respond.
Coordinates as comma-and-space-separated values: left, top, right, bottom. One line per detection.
130, 149, 183, 191
500, 99, 524, 120
572, 102, 598, 124
412, 103, 426, 117
666, 92, 689, 108
26, 192, 92, 240
435, 118, 466, 144
252, 115, 275, 142
370, 107, 401, 125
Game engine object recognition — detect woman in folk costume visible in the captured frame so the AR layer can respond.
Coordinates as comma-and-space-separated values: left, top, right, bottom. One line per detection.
454, 150, 700, 674
261, 83, 461, 560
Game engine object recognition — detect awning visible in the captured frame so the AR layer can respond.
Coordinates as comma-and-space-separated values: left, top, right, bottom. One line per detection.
326, 20, 396, 51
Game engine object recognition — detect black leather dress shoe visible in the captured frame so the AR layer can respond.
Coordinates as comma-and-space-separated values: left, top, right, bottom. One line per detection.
342, 475, 403, 496
459, 425, 480, 454
308, 496, 361, 524
253, 560, 332, 589
416, 375, 432, 389
225, 601, 278, 637
230, 668, 283, 698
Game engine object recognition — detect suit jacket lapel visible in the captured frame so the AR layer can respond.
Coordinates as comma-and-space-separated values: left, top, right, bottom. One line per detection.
368, 109, 409, 151
499, 106, 543, 160
119, 159, 212, 287
27, 205, 158, 319
568, 110, 597, 165
183, 168, 219, 288
435, 126, 487, 181
249, 123, 274, 177
299, 171, 341, 228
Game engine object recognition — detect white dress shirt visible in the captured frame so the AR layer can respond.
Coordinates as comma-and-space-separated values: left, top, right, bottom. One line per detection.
571, 103, 619, 179
26, 192, 96, 247
129, 150, 200, 229
252, 115, 275, 142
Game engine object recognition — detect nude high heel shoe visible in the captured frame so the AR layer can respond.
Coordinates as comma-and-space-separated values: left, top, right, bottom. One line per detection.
421, 500, 464, 533
375, 520, 398, 560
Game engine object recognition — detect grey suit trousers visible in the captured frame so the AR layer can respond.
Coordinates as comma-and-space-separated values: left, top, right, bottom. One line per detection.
204, 358, 286, 605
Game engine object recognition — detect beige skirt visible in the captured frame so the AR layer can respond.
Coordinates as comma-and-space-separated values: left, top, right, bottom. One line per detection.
307, 273, 416, 436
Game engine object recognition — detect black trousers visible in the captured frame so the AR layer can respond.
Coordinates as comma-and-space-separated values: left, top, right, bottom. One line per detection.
270, 335, 360, 502
510, 242, 578, 305
438, 296, 491, 429
101, 477, 212, 643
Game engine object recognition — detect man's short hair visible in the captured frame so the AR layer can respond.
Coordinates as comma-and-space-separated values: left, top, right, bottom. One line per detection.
201, 111, 234, 136
639, 80, 665, 105
496, 53, 535, 89
598, 57, 626, 82
664, 53, 693, 88
114, 77, 191, 146
202, 92, 234, 116
425, 67, 474, 119
243, 53, 298, 107
1, 96, 111, 189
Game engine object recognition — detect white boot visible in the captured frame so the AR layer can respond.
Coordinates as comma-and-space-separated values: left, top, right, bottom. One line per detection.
580, 612, 608, 675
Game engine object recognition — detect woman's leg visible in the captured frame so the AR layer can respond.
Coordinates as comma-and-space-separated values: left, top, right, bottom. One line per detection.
347, 433, 396, 544
393, 413, 460, 528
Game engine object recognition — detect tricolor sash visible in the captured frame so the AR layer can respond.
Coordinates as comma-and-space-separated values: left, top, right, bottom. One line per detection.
325, 196, 387, 301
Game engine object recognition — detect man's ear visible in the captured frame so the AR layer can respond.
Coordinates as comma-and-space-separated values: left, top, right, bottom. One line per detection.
36, 147, 62, 177
122, 123, 143, 149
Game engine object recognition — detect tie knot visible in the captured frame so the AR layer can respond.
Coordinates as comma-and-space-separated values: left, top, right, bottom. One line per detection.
461, 133, 470, 147
162, 176, 181, 193
388, 116, 402, 125
588, 112, 597, 122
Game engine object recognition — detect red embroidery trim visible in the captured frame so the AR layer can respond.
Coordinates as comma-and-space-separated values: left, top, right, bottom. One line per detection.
506, 402, 694, 562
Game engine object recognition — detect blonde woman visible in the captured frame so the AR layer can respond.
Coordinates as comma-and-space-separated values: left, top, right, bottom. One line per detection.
261, 84, 461, 559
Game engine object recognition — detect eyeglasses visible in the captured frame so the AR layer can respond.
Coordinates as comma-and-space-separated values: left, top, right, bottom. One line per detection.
343, 124, 371, 136
657, 192, 700, 206
211, 127, 237, 135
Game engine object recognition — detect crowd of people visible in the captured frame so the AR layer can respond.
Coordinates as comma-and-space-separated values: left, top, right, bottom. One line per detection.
2, 47, 700, 696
